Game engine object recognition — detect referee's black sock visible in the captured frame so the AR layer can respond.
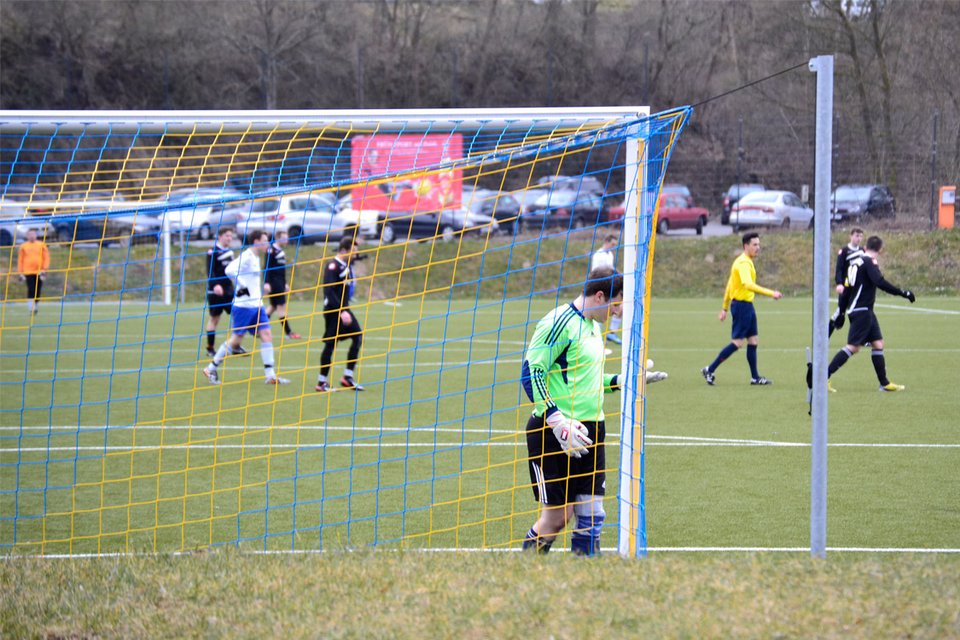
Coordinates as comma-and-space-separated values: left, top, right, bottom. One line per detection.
708, 343, 739, 373
281, 317, 293, 336
871, 349, 889, 386
206, 331, 216, 349
828, 347, 853, 377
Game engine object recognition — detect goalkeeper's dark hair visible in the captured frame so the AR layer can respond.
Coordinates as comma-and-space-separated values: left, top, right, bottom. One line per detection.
584, 267, 623, 301
866, 235, 883, 252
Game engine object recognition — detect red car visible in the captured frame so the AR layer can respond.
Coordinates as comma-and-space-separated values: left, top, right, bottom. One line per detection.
656, 193, 710, 235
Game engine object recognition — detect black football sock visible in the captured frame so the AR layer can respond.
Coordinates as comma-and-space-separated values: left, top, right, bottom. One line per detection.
828, 347, 853, 377
871, 349, 889, 386
746, 344, 760, 379
708, 343, 739, 373
206, 331, 216, 349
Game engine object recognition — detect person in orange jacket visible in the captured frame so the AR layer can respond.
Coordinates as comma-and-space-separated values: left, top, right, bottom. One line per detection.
17, 227, 50, 315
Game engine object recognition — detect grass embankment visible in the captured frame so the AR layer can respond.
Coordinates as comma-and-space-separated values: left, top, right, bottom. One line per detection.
1, 228, 958, 302
3, 551, 959, 638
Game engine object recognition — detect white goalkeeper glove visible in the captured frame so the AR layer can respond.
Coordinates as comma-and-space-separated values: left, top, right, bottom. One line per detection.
545, 411, 592, 458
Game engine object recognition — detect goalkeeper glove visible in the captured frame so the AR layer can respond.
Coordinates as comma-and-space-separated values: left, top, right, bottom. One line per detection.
545, 411, 592, 458
902, 290, 916, 303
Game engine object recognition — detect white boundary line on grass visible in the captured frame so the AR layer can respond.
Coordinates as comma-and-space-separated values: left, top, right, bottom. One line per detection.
5, 546, 960, 559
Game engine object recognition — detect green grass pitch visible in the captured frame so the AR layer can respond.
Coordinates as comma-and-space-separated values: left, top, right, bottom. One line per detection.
1, 295, 958, 555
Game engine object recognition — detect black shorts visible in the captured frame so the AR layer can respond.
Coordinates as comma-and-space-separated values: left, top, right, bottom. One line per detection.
730, 300, 758, 339
265, 290, 287, 308
24, 274, 42, 300
323, 308, 362, 341
525, 414, 605, 506
847, 310, 883, 346
207, 293, 233, 317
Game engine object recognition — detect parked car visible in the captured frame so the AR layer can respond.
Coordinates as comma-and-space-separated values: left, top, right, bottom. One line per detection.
333, 194, 385, 240
523, 190, 606, 230
462, 186, 523, 234
729, 190, 813, 231
722, 183, 766, 225
662, 183, 694, 207
378, 207, 499, 244
0, 212, 53, 246
0, 187, 55, 245
830, 184, 896, 222
161, 188, 247, 240
656, 193, 710, 235
235, 192, 361, 244
535, 175, 605, 196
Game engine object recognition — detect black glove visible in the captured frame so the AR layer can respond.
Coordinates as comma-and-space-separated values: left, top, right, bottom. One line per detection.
902, 290, 916, 303
834, 312, 845, 330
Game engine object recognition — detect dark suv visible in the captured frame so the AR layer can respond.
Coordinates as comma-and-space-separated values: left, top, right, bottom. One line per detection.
830, 184, 896, 222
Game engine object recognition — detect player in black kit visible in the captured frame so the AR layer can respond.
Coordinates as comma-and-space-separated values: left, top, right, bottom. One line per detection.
827, 235, 915, 392
264, 230, 300, 340
315, 236, 364, 392
205, 227, 245, 357
829, 227, 864, 336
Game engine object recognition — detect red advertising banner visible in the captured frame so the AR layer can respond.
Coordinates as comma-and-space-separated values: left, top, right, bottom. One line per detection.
350, 134, 463, 213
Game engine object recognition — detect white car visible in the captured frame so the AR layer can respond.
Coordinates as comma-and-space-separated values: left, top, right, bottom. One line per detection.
730, 190, 813, 231
159, 188, 247, 240
0, 210, 53, 245
235, 193, 347, 244
333, 194, 385, 241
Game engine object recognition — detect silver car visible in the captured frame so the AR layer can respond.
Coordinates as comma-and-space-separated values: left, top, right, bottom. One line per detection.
730, 190, 813, 231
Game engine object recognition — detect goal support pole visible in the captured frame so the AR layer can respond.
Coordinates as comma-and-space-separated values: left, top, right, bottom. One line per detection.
809, 54, 834, 559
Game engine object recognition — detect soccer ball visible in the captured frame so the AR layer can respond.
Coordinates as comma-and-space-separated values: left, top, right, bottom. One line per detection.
646, 358, 654, 369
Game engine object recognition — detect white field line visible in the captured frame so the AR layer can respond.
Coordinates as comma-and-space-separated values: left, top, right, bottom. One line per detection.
5, 431, 958, 454
875, 302, 960, 315
6, 546, 960, 560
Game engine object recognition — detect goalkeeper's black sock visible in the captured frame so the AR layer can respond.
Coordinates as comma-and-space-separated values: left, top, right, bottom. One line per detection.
281, 317, 292, 335
871, 349, 889, 386
522, 527, 553, 554
206, 331, 216, 349
828, 347, 853, 377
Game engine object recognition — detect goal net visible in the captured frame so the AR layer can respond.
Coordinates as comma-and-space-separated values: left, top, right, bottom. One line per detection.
0, 107, 689, 556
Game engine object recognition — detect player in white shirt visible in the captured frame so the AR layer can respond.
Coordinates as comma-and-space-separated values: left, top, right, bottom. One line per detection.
591, 235, 622, 344
590, 234, 668, 384
203, 230, 289, 385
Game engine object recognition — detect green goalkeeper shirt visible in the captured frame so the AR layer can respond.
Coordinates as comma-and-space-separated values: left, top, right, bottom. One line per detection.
522, 302, 618, 422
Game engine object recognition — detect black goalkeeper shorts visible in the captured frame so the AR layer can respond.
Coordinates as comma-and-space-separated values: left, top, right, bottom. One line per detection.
525, 414, 605, 506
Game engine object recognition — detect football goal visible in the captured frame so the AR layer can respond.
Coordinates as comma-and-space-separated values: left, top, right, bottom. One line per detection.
0, 107, 689, 557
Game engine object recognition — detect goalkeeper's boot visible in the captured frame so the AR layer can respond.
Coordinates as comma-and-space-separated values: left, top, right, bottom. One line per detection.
266, 375, 290, 385
750, 376, 773, 386
700, 366, 716, 386
340, 376, 365, 391
646, 371, 669, 384
286, 332, 302, 340
206, 347, 216, 358
827, 379, 837, 393
315, 381, 331, 393
879, 382, 905, 392
234, 346, 250, 356
202, 367, 220, 385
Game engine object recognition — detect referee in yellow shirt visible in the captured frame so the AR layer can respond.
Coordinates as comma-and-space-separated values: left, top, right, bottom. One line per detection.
701, 232, 782, 386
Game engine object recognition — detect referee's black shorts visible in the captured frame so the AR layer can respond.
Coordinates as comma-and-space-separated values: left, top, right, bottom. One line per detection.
525, 413, 605, 506
24, 274, 42, 300
846, 310, 883, 346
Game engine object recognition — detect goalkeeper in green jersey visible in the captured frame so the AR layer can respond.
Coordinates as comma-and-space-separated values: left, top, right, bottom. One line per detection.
520, 267, 623, 556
